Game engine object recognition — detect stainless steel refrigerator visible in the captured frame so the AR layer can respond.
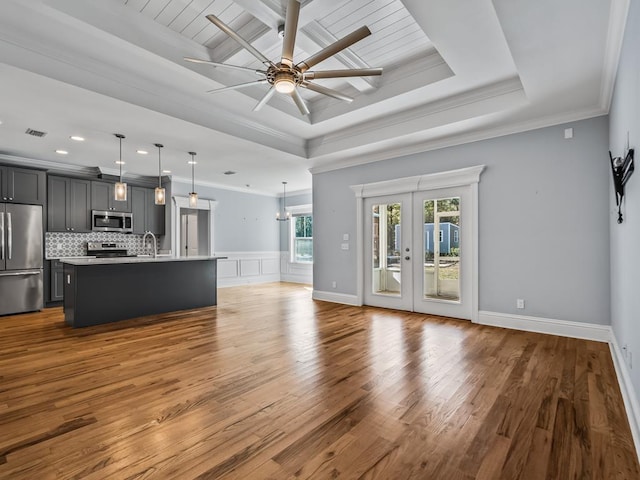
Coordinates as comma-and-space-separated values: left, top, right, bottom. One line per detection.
0, 204, 43, 315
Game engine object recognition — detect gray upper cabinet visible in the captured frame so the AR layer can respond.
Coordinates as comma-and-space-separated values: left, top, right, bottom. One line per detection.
132, 186, 165, 235
91, 181, 132, 212
0, 166, 46, 204
47, 176, 91, 232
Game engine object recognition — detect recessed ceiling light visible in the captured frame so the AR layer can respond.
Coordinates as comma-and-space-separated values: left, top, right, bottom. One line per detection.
55, 149, 68, 155
224, 170, 236, 175
115, 160, 125, 165
137, 150, 148, 155
188, 160, 197, 165
69, 135, 85, 142
162, 169, 171, 174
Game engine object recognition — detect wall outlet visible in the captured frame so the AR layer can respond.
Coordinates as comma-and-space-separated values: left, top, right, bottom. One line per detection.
516, 299, 525, 309
341, 243, 349, 250
332, 281, 337, 289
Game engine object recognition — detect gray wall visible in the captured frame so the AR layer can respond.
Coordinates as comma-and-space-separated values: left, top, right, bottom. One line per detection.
609, 0, 640, 401
313, 116, 610, 325
172, 181, 280, 252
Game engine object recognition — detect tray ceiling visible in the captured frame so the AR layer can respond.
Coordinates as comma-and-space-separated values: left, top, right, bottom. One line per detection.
0, 0, 628, 194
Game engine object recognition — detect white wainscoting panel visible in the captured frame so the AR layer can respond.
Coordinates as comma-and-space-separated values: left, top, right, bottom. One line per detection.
240, 259, 261, 277
216, 252, 281, 287
217, 259, 239, 278
280, 252, 313, 284
261, 257, 280, 275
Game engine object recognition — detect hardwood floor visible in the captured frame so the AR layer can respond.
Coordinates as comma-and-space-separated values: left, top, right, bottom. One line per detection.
0, 282, 637, 479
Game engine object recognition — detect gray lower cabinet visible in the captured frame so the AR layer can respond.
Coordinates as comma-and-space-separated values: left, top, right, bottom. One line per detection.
91, 181, 132, 212
47, 176, 91, 232
0, 166, 46, 204
132, 186, 165, 235
50, 260, 64, 301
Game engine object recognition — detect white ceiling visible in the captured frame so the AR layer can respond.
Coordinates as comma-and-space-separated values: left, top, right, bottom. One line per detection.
0, 0, 628, 195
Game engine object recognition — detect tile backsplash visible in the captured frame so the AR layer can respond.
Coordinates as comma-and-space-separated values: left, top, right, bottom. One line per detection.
45, 232, 160, 258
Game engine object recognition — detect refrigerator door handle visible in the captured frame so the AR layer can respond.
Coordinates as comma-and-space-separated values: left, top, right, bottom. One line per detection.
0, 212, 4, 260
0, 271, 41, 277
7, 212, 11, 260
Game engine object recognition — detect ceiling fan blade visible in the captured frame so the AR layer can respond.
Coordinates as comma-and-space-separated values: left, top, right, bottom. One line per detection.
290, 88, 310, 116
206, 14, 274, 68
303, 68, 383, 80
300, 82, 353, 103
296, 26, 371, 73
206, 79, 268, 93
184, 57, 266, 75
281, 0, 300, 68
253, 87, 276, 111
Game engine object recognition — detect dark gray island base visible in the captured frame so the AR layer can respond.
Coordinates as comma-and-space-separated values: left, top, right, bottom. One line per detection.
62, 257, 223, 328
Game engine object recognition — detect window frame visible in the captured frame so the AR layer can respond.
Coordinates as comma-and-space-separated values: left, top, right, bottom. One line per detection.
287, 204, 313, 264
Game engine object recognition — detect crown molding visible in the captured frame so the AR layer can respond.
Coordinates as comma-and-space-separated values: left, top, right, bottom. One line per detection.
309, 106, 606, 175
600, 0, 630, 111
307, 75, 525, 159
170, 176, 275, 197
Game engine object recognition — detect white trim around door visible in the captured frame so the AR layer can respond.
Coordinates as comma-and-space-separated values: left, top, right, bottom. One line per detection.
350, 165, 484, 321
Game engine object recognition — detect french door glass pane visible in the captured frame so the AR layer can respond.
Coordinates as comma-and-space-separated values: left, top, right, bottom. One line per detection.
371, 202, 402, 296
423, 197, 460, 301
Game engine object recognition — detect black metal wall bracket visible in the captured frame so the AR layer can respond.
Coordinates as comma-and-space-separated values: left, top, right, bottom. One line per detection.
610, 148, 635, 223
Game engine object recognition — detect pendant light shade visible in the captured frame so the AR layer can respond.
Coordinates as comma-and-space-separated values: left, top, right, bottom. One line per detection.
188, 152, 198, 208
154, 143, 165, 205
114, 133, 127, 201
276, 181, 290, 221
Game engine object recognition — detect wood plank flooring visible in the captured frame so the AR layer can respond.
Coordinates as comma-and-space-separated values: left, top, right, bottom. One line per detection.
0, 282, 638, 479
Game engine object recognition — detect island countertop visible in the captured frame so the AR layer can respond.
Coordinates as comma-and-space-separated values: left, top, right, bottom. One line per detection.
60, 255, 226, 266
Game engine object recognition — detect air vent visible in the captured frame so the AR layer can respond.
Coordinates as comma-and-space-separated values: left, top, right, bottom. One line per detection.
25, 128, 47, 137
224, 170, 237, 175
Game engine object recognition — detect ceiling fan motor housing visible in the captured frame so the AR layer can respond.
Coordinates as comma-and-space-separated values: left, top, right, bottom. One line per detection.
269, 64, 302, 93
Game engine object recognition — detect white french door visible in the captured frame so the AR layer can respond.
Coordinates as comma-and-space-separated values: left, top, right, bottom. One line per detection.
364, 193, 413, 310
363, 186, 473, 320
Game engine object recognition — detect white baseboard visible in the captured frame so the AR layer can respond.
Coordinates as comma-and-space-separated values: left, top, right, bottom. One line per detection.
281, 274, 313, 284
312, 290, 360, 306
609, 332, 640, 458
218, 274, 281, 288
477, 311, 612, 343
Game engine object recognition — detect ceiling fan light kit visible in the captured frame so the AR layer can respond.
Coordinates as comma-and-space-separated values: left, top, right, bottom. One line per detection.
185, 0, 382, 116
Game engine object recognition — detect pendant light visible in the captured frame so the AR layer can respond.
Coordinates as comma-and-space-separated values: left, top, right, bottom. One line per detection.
114, 133, 127, 201
188, 152, 198, 208
154, 143, 165, 205
276, 181, 290, 221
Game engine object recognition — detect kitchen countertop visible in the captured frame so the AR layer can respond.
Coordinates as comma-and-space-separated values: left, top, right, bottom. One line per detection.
60, 256, 225, 266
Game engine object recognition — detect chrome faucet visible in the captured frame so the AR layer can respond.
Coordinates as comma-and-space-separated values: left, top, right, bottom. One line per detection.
142, 231, 157, 258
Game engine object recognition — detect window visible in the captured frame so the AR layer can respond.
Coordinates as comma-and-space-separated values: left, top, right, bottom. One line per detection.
292, 214, 313, 263
439, 230, 443, 242
453, 230, 459, 242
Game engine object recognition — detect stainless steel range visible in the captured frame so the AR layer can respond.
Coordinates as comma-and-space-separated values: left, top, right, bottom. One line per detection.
86, 242, 134, 258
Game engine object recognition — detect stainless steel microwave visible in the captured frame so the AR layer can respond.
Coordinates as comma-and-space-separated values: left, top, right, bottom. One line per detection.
91, 210, 133, 233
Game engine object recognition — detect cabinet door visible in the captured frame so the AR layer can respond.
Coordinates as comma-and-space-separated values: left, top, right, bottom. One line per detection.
69, 179, 91, 232
0, 167, 5, 200
8, 168, 46, 204
91, 181, 111, 211
131, 187, 147, 234
51, 261, 64, 301
92, 181, 132, 212
47, 176, 69, 232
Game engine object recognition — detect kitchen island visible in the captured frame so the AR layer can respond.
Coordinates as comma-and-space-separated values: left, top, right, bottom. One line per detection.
61, 256, 224, 328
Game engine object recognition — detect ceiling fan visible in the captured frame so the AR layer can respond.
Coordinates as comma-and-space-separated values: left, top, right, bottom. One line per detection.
184, 0, 383, 116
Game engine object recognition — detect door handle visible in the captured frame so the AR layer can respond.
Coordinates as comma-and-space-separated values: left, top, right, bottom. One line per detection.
7, 212, 11, 260
0, 271, 41, 277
